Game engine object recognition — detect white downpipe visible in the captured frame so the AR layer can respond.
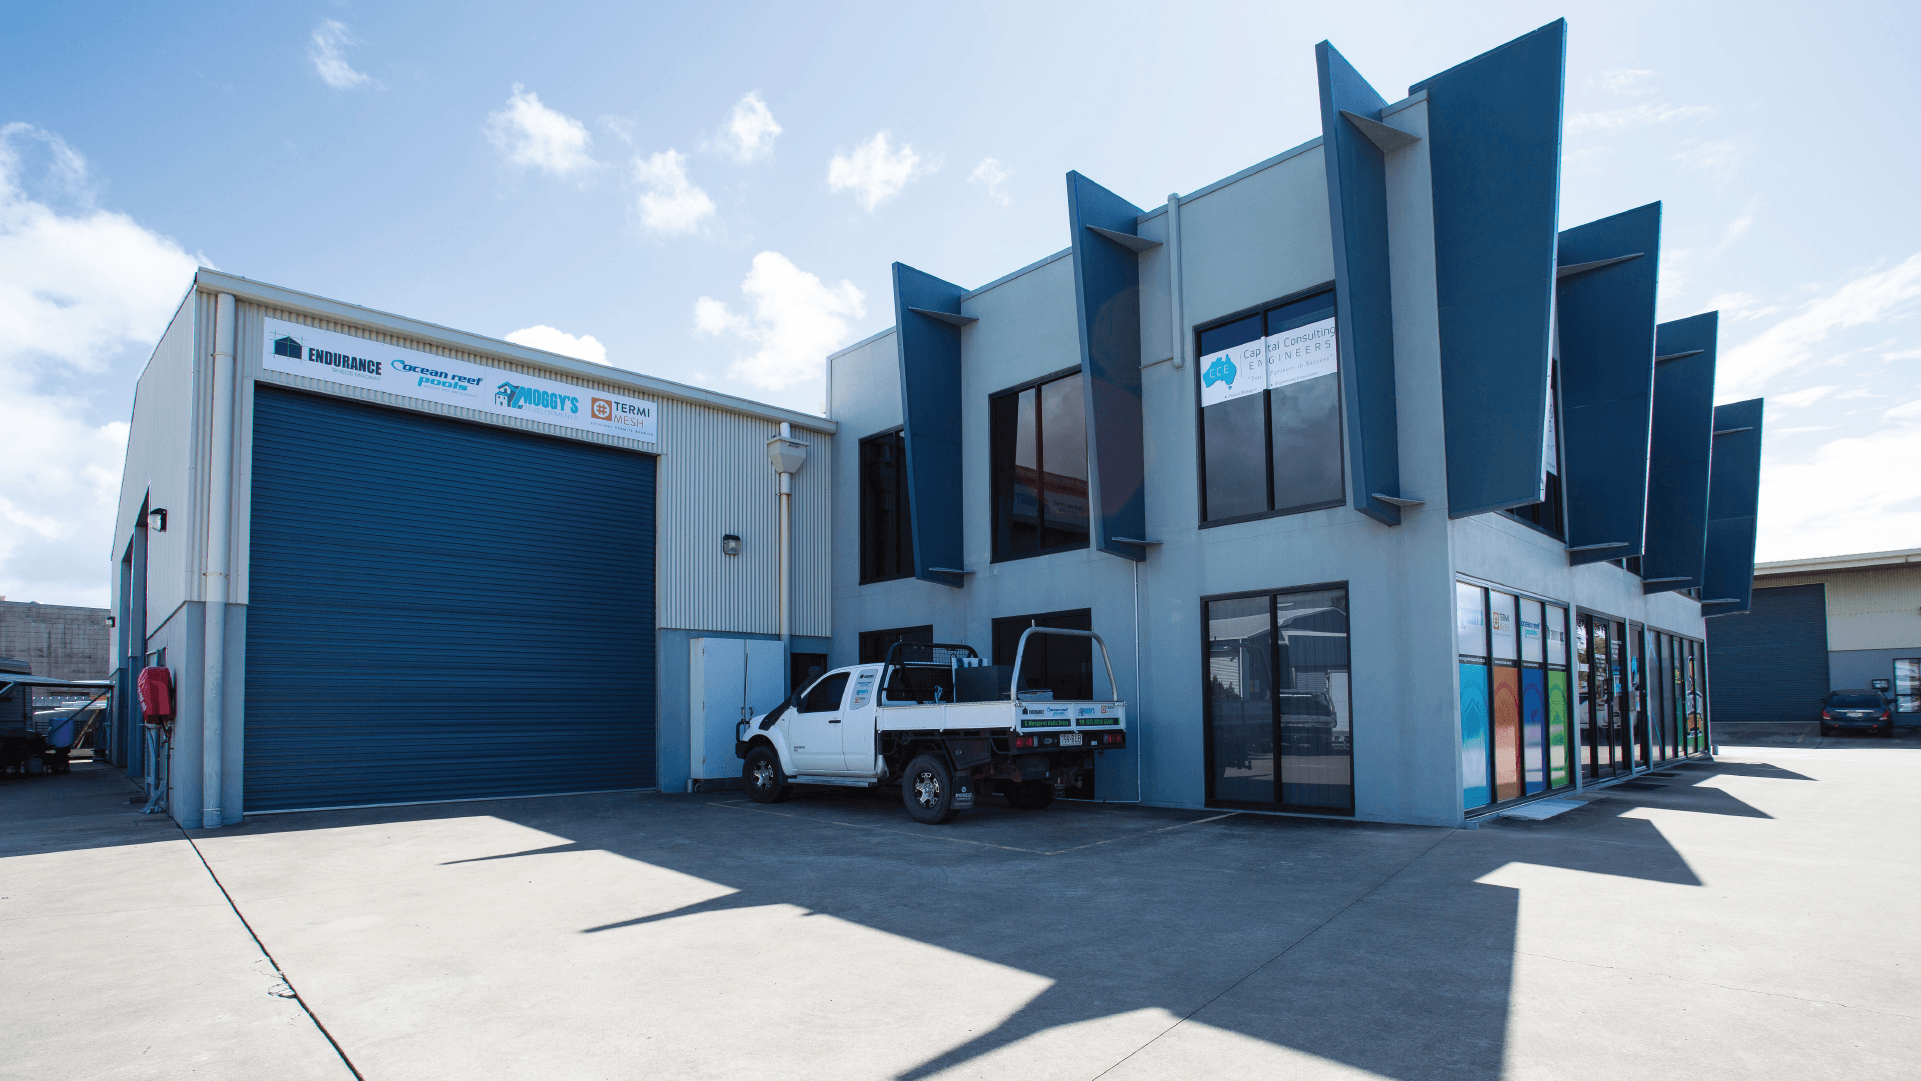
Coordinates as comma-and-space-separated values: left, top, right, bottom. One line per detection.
767, 421, 807, 676
201, 292, 237, 829
1166, 193, 1186, 370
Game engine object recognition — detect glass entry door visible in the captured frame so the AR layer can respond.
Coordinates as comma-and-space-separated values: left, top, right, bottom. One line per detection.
1204, 586, 1353, 814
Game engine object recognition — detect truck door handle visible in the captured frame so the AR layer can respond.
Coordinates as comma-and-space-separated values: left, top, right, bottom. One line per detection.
828, 718, 841, 723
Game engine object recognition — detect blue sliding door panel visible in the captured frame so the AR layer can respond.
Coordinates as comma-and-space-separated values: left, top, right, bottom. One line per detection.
245, 386, 656, 811
1703, 398, 1765, 616
1066, 172, 1148, 561
1521, 667, 1546, 794
1317, 41, 1405, 526
1410, 19, 1567, 519
1643, 312, 1719, 591
892, 262, 969, 587
1558, 202, 1662, 565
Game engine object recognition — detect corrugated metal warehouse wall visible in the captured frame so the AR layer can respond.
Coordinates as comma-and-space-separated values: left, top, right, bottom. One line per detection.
1706, 584, 1829, 723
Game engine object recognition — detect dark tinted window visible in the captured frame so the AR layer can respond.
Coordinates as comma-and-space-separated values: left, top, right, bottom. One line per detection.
798, 672, 849, 713
859, 430, 913, 583
859, 625, 933, 665
1197, 292, 1343, 524
992, 371, 1088, 561
1827, 693, 1884, 709
992, 609, 1094, 700
1504, 363, 1564, 538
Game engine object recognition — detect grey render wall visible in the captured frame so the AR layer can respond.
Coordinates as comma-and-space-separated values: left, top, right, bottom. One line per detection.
828, 109, 1475, 826
0, 601, 112, 680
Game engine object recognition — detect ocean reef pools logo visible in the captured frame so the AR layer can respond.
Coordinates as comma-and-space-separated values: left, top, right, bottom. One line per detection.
493, 381, 580, 414
393, 358, 481, 393
272, 332, 382, 378
590, 396, 653, 431
1202, 354, 1238, 389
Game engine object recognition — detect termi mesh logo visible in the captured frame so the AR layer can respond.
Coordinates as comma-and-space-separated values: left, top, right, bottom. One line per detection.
591, 397, 613, 421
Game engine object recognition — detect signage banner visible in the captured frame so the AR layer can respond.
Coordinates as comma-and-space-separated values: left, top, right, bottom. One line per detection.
261, 318, 658, 443
1197, 339, 1269, 408
1265, 316, 1338, 390
1199, 317, 1339, 408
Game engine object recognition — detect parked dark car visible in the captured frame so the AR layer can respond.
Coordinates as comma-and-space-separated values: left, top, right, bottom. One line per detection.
1820, 689, 1893, 737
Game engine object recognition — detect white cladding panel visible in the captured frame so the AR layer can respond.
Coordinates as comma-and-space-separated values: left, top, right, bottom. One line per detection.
112, 290, 205, 626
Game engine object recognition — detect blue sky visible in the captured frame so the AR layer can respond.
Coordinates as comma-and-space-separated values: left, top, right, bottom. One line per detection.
3, 1, 1918, 606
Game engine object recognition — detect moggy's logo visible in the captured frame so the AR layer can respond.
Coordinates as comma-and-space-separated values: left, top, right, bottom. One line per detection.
493, 381, 580, 414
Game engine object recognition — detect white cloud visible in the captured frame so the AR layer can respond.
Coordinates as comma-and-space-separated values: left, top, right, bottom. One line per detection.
504, 325, 607, 365
1671, 137, 1745, 188
1717, 253, 1921, 398
1882, 348, 1921, 361
309, 20, 379, 91
694, 252, 864, 390
827, 132, 933, 211
486, 85, 595, 177
1706, 291, 1780, 323
969, 158, 1013, 206
1567, 103, 1715, 135
1770, 385, 1836, 408
1597, 69, 1654, 95
0, 124, 197, 607
1712, 196, 1763, 257
632, 150, 716, 235
1756, 416, 1921, 561
1885, 399, 1921, 421
711, 92, 781, 163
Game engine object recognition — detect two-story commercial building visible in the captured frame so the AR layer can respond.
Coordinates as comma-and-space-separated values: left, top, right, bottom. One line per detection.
825, 20, 1763, 825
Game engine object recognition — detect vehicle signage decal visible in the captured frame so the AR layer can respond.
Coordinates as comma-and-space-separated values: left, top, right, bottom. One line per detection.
1021, 718, 1071, 729
850, 671, 876, 709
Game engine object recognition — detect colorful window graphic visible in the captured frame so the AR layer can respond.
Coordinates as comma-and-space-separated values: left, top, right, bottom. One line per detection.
1459, 581, 1574, 810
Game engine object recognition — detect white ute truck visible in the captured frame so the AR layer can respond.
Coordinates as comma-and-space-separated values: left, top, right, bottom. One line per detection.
734, 628, 1128, 823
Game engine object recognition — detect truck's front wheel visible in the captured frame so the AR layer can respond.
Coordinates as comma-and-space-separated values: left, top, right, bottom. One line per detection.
902, 754, 958, 824
744, 746, 792, 804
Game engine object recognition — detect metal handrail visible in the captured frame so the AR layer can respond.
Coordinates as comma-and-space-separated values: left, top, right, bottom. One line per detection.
1007, 627, 1120, 703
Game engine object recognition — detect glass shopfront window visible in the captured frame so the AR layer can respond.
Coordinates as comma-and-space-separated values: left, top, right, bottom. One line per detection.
1460, 581, 1573, 810
1196, 290, 1343, 525
1205, 584, 1352, 814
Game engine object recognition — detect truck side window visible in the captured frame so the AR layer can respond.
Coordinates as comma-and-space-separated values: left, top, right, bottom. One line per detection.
798, 673, 849, 714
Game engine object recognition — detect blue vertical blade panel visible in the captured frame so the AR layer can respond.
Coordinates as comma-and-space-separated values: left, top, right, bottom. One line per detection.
892, 262, 969, 588
1066, 171, 1147, 562
1642, 312, 1719, 591
1409, 19, 1567, 519
1702, 398, 1764, 616
1558, 202, 1662, 565
1317, 41, 1403, 527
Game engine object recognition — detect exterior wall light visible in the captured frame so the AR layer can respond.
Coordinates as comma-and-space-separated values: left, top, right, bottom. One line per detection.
148, 508, 168, 532
721, 534, 742, 557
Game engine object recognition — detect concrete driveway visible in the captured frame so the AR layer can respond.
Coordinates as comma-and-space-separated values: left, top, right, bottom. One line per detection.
9, 743, 1920, 1080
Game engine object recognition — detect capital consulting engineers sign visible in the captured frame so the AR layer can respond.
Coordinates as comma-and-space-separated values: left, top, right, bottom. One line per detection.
262, 318, 658, 443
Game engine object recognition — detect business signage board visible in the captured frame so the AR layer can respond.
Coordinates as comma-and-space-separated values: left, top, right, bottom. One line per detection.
1198, 316, 1339, 408
262, 317, 658, 443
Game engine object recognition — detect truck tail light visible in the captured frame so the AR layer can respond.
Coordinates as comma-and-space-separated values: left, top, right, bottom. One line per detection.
1013, 736, 1036, 749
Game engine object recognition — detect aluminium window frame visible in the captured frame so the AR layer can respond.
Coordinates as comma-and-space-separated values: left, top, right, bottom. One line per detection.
857, 425, 913, 585
989, 364, 1091, 564
1198, 579, 1355, 816
1191, 281, 1347, 530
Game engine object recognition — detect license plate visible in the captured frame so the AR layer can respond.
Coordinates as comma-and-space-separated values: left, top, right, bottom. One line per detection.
1059, 732, 1082, 747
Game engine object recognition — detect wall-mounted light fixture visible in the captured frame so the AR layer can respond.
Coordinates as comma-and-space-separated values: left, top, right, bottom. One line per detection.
147, 508, 168, 533
721, 534, 742, 557
105, 615, 117, 628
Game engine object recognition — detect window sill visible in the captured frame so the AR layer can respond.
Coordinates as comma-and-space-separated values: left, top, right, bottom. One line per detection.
1199, 498, 1345, 530
990, 542, 1090, 565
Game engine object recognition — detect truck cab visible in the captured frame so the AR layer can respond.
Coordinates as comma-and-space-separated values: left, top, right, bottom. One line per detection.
734, 629, 1128, 824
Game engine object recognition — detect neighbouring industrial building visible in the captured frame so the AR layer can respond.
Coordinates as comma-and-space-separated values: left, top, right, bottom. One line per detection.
826, 19, 1760, 825
0, 600, 111, 682
105, 19, 1762, 829
1708, 548, 1921, 727
106, 270, 831, 825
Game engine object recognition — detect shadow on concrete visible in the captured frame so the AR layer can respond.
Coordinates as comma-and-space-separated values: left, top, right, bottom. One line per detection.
12, 752, 1822, 1081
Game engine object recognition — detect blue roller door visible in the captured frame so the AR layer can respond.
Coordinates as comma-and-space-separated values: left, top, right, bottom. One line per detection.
245, 385, 656, 810
1705, 583, 1827, 724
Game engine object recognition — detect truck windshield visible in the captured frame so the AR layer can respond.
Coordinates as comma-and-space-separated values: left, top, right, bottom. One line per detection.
883, 666, 953, 705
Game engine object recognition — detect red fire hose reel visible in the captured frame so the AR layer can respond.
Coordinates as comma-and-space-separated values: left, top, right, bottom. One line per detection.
136, 666, 174, 728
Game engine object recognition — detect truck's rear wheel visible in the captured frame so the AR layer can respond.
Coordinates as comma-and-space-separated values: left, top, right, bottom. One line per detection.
744, 746, 792, 804
902, 754, 958, 824
1003, 780, 1055, 810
